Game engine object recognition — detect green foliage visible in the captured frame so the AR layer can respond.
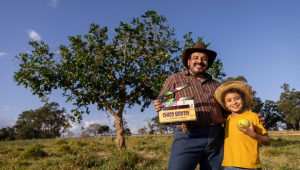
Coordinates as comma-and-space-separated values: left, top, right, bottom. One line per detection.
13, 10, 225, 150
13, 102, 69, 140
1, 135, 300, 169
261, 100, 285, 131
0, 127, 16, 141
107, 150, 142, 169
57, 145, 73, 154
53, 139, 68, 145
277, 83, 300, 130
138, 126, 148, 135
21, 144, 47, 159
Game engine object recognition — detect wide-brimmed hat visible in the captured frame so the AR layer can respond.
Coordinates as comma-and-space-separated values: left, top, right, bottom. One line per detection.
214, 81, 253, 111
182, 43, 217, 69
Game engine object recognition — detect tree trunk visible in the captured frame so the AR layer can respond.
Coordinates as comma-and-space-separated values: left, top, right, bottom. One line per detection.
293, 124, 296, 130
114, 114, 125, 151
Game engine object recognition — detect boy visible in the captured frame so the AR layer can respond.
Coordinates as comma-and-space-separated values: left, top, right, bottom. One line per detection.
214, 81, 271, 170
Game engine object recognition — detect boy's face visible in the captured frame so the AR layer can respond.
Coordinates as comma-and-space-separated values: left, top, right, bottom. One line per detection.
224, 92, 244, 113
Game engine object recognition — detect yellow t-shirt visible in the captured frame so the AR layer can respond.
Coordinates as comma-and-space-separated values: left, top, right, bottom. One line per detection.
222, 111, 267, 169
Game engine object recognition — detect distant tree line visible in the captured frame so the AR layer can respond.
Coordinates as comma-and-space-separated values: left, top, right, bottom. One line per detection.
0, 102, 68, 141
0, 102, 120, 142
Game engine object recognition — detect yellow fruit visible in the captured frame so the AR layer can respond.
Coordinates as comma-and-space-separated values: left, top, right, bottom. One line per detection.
38, 64, 40, 66
75, 112, 77, 115
133, 52, 135, 54
165, 55, 168, 57
238, 119, 250, 128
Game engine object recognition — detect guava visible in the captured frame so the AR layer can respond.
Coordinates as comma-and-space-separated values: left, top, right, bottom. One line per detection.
238, 118, 250, 128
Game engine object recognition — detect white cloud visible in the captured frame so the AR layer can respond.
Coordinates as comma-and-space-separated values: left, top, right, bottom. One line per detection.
0, 119, 16, 128
124, 114, 134, 119
0, 52, 8, 58
49, 0, 59, 7
27, 30, 42, 41
130, 125, 139, 134
0, 106, 11, 111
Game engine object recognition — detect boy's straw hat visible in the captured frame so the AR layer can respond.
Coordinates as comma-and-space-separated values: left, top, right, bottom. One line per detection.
214, 81, 253, 111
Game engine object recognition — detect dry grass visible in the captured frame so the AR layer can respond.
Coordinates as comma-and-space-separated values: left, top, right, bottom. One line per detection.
0, 135, 299, 169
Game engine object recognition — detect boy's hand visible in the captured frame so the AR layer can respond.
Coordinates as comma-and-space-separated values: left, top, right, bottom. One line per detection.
236, 121, 256, 138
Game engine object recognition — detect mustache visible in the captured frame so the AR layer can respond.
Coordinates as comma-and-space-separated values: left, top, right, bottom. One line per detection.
194, 63, 205, 67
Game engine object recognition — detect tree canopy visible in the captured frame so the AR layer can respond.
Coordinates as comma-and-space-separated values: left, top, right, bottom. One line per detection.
277, 83, 300, 130
13, 10, 225, 150
13, 102, 69, 140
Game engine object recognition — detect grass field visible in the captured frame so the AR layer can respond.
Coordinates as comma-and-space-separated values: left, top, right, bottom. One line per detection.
0, 135, 299, 170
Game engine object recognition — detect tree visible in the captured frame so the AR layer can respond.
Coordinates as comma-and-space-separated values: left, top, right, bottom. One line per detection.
124, 128, 132, 136
13, 11, 225, 151
261, 100, 284, 131
145, 118, 155, 134
138, 126, 147, 136
86, 124, 101, 136
81, 126, 86, 137
97, 125, 110, 136
150, 116, 172, 134
62, 122, 72, 137
66, 131, 75, 138
13, 102, 68, 139
0, 127, 16, 141
277, 83, 300, 130
222, 76, 263, 113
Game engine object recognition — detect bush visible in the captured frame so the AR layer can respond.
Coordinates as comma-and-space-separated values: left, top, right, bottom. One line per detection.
21, 144, 47, 159
53, 139, 68, 145
57, 145, 74, 154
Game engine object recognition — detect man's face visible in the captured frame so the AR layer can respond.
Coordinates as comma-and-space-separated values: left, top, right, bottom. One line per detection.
187, 52, 208, 76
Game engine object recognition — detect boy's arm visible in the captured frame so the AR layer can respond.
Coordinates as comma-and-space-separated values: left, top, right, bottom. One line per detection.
237, 121, 271, 146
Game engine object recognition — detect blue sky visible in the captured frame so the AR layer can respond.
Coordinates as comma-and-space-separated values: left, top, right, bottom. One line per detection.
1, 0, 299, 134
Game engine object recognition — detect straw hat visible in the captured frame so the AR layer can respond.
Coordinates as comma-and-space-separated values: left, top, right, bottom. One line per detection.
214, 81, 253, 111
182, 43, 217, 69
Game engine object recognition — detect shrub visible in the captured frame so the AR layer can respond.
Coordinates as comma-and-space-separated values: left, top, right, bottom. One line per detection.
21, 144, 47, 159
57, 145, 74, 154
106, 149, 143, 169
53, 139, 68, 145
63, 153, 105, 168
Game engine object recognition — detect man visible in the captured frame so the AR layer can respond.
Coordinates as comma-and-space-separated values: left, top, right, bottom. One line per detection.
153, 43, 264, 170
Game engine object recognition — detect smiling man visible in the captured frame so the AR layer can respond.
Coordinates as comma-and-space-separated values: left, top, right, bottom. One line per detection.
153, 43, 265, 170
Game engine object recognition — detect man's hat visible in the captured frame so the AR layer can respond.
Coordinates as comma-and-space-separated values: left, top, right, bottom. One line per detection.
214, 81, 253, 112
182, 43, 217, 69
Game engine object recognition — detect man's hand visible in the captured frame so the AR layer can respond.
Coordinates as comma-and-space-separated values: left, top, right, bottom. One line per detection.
249, 110, 265, 126
154, 97, 167, 112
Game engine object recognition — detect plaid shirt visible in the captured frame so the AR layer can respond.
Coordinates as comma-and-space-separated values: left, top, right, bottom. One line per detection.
158, 70, 226, 125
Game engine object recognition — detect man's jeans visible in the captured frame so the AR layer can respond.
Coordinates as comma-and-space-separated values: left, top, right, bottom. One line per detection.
168, 124, 224, 170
